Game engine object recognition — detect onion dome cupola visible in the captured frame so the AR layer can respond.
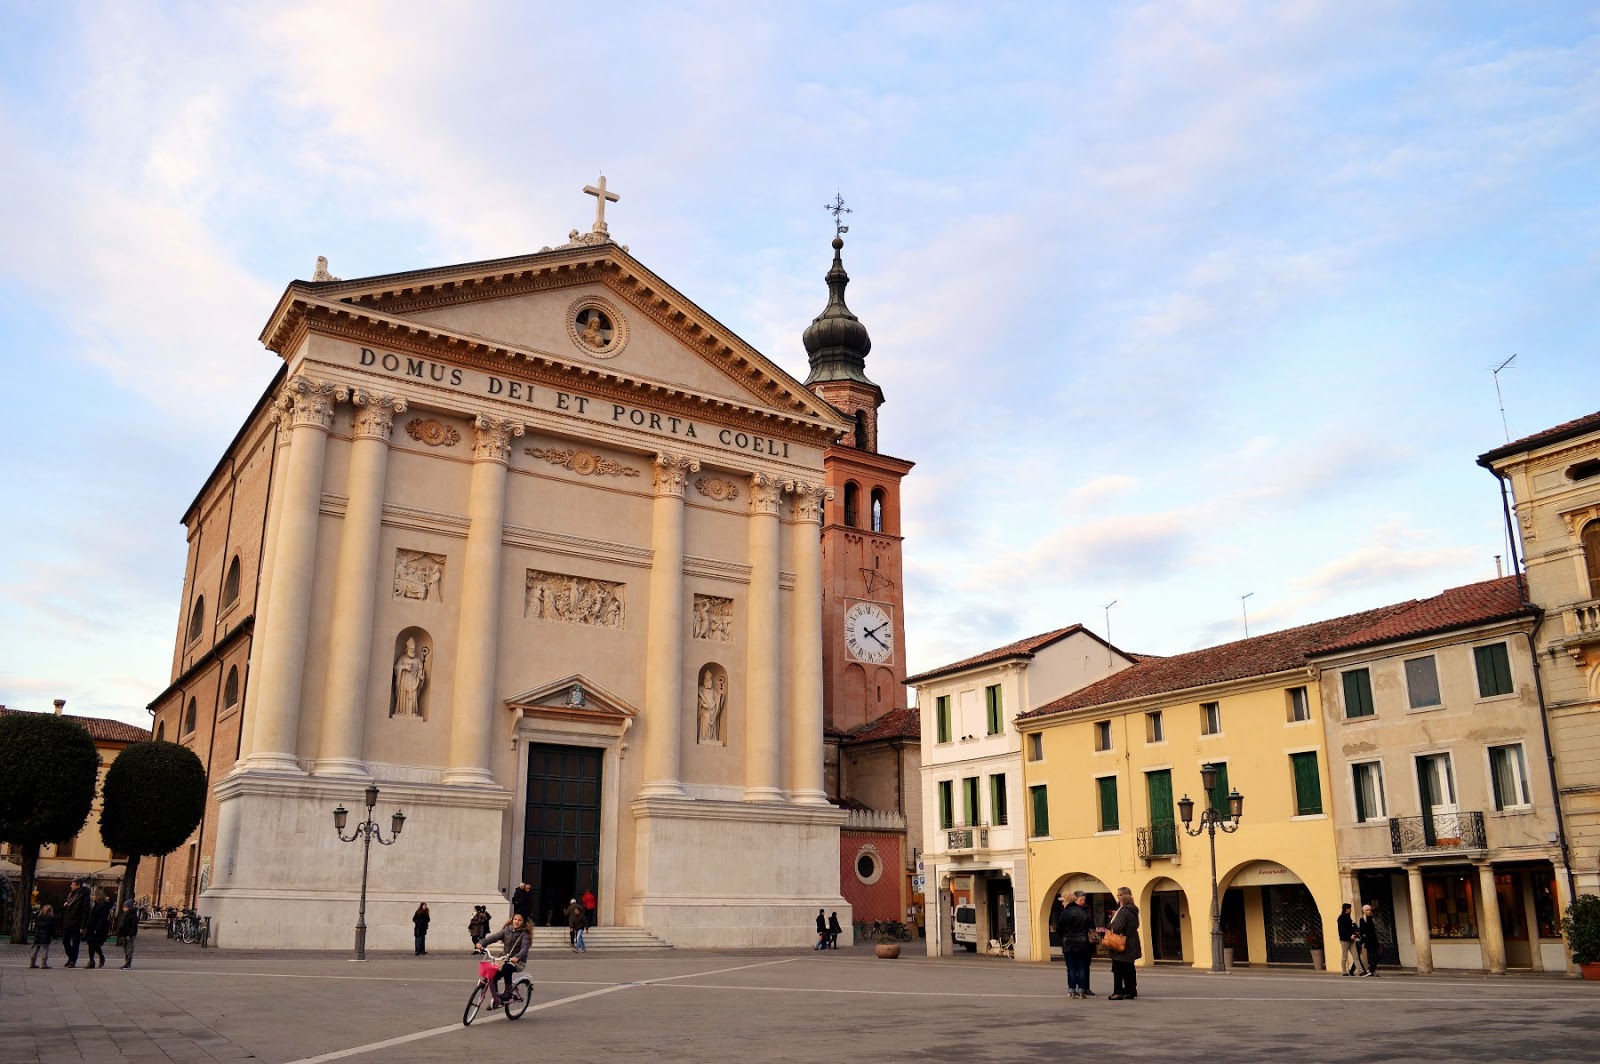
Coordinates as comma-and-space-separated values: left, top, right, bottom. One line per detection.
802, 236, 880, 398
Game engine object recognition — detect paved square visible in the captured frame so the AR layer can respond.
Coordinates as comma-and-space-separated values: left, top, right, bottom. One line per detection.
4, 942, 1595, 1063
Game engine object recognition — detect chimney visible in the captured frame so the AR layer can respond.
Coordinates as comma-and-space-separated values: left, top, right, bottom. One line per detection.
1494, 555, 1503, 578
53, 699, 66, 715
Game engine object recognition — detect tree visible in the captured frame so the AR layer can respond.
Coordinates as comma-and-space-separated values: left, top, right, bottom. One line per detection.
0, 712, 101, 943
99, 741, 207, 910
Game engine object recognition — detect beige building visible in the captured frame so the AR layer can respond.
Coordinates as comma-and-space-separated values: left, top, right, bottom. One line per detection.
1478, 410, 1600, 901
1307, 576, 1569, 974
910, 626, 1135, 960
146, 193, 863, 948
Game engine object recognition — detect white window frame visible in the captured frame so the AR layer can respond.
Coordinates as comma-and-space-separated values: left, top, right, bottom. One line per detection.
1350, 759, 1387, 824
1487, 743, 1533, 811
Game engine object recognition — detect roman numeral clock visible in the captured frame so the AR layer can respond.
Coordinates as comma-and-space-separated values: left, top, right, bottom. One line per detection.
843, 601, 894, 664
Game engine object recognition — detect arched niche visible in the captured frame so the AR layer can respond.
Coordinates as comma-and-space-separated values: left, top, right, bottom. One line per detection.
390, 627, 433, 719
696, 662, 729, 745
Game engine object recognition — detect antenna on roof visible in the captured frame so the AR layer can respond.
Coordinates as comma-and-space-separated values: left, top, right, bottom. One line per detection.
1492, 354, 1517, 443
1240, 592, 1254, 638
1102, 600, 1117, 665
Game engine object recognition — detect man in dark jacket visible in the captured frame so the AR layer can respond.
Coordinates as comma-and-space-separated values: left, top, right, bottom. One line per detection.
511, 882, 532, 922
1338, 902, 1366, 976
1358, 903, 1381, 977
84, 890, 113, 969
1056, 891, 1095, 999
60, 878, 91, 967
117, 901, 140, 969
814, 909, 827, 950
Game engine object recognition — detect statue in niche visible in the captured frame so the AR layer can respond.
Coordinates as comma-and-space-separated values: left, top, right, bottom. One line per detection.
394, 550, 445, 603
392, 638, 429, 717
692, 595, 733, 642
697, 666, 727, 744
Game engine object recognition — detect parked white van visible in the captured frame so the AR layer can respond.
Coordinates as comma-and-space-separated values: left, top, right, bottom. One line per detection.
953, 904, 978, 952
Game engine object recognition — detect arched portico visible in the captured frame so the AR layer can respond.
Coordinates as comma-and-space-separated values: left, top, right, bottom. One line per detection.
1139, 875, 1191, 963
1216, 858, 1337, 967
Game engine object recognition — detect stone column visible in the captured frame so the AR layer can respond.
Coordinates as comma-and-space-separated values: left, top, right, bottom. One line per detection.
1477, 862, 1507, 974
743, 472, 787, 802
786, 482, 831, 805
237, 394, 296, 763
1519, 872, 1545, 971
1405, 864, 1433, 974
241, 375, 343, 774
639, 453, 698, 799
315, 392, 406, 777
444, 414, 523, 786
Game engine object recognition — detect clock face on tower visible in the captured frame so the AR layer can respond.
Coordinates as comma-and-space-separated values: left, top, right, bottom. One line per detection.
843, 601, 894, 664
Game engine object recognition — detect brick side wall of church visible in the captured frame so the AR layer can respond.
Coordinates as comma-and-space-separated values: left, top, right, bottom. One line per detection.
839, 830, 904, 924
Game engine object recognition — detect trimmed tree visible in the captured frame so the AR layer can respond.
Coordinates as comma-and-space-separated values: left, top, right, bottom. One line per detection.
99, 741, 208, 912
0, 712, 101, 944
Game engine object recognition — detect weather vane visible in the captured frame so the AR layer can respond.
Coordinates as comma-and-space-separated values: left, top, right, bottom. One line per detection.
824, 192, 852, 237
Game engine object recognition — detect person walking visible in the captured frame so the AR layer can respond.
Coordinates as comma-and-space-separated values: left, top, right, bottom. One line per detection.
60, 878, 91, 967
1056, 891, 1095, 999
1337, 902, 1366, 976
582, 888, 597, 930
511, 882, 533, 923
84, 890, 113, 969
1358, 903, 1381, 977
814, 908, 827, 950
1101, 886, 1142, 1000
827, 912, 843, 950
566, 898, 588, 952
29, 904, 58, 968
468, 905, 491, 950
116, 901, 139, 969
412, 902, 431, 955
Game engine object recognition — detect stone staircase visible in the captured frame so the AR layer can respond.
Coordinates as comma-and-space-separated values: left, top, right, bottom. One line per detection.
529, 927, 672, 952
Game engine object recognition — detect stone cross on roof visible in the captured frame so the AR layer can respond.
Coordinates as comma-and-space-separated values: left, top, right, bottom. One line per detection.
584, 175, 620, 235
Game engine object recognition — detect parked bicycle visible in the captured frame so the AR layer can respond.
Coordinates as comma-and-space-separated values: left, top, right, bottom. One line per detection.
463, 942, 532, 1025
165, 908, 204, 944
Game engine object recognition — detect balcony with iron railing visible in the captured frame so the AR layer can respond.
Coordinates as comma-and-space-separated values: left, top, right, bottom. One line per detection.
1136, 821, 1180, 863
1388, 811, 1487, 856
944, 823, 991, 854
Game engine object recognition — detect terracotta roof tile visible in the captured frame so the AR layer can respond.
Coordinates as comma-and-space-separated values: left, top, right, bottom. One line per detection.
1478, 409, 1600, 465
1019, 603, 1414, 720
0, 707, 150, 744
1309, 576, 1533, 655
843, 706, 920, 744
905, 625, 1091, 685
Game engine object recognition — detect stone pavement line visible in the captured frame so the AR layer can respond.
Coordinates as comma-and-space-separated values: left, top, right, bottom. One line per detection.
280, 956, 804, 1064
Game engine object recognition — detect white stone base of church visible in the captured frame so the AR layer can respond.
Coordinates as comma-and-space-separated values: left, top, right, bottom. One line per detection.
627, 797, 851, 948
201, 770, 511, 950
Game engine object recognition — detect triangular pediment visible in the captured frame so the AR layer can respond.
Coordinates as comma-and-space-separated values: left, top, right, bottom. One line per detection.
260, 243, 849, 438
506, 673, 637, 725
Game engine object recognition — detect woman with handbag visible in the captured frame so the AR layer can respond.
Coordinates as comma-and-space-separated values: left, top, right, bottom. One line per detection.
1099, 886, 1142, 1000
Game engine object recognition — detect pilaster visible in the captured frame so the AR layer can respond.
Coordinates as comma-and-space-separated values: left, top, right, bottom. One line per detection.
743, 472, 789, 802
787, 481, 832, 804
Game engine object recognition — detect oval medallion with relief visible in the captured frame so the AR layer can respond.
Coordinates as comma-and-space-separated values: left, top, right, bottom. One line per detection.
567, 296, 628, 358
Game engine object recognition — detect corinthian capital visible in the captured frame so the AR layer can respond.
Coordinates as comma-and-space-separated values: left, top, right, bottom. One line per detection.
350, 391, 408, 441
749, 472, 790, 516
472, 414, 525, 463
284, 375, 347, 431
653, 453, 701, 497
790, 481, 833, 523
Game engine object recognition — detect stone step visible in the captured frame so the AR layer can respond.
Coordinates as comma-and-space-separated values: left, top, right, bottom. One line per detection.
524, 927, 672, 951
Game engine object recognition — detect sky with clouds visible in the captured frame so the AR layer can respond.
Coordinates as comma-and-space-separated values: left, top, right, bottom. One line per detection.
1, 2, 1597, 728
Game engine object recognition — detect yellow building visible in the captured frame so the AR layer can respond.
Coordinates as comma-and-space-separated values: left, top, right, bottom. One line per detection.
1017, 605, 1406, 971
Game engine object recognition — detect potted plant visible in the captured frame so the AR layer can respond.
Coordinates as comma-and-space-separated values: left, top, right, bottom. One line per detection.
874, 920, 905, 959
1222, 927, 1236, 970
1561, 894, 1600, 980
1306, 924, 1325, 972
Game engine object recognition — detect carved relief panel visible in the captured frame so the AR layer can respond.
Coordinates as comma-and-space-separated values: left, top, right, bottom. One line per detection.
393, 549, 446, 603
525, 570, 625, 628
692, 595, 733, 642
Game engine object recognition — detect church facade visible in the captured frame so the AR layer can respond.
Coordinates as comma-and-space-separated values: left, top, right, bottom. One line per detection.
144, 198, 861, 948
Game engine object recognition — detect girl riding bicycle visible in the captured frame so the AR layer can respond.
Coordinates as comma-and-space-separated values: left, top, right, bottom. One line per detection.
477, 913, 531, 1007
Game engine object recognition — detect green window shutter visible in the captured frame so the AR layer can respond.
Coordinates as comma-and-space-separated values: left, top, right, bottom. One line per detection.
1098, 776, 1119, 832
936, 696, 951, 743
1342, 670, 1374, 718
1030, 785, 1050, 837
1291, 752, 1323, 816
1474, 644, 1513, 697
939, 781, 953, 829
1208, 762, 1230, 815
986, 685, 1003, 735
963, 777, 980, 825
1146, 770, 1174, 825
991, 775, 1008, 826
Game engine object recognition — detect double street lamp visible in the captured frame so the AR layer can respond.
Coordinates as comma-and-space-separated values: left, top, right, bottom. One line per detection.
332, 784, 406, 961
1178, 764, 1244, 974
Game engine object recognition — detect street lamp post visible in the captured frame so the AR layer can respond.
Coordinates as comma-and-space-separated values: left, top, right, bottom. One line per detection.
332, 784, 406, 961
1178, 764, 1244, 974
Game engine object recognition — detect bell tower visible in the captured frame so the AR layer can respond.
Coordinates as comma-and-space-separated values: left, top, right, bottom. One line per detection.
802, 225, 915, 794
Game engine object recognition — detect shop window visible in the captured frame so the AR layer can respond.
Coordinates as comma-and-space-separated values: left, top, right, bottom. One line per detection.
1423, 872, 1478, 938
1405, 656, 1441, 709
1342, 669, 1375, 718
1494, 873, 1527, 941
1531, 868, 1560, 938
1474, 643, 1514, 698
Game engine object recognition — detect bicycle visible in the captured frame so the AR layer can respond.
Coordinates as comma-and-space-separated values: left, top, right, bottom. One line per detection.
463, 942, 532, 1025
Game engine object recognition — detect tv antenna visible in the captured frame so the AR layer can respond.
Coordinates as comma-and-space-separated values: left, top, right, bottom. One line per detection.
1240, 592, 1255, 638
1102, 600, 1118, 664
1492, 354, 1517, 443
